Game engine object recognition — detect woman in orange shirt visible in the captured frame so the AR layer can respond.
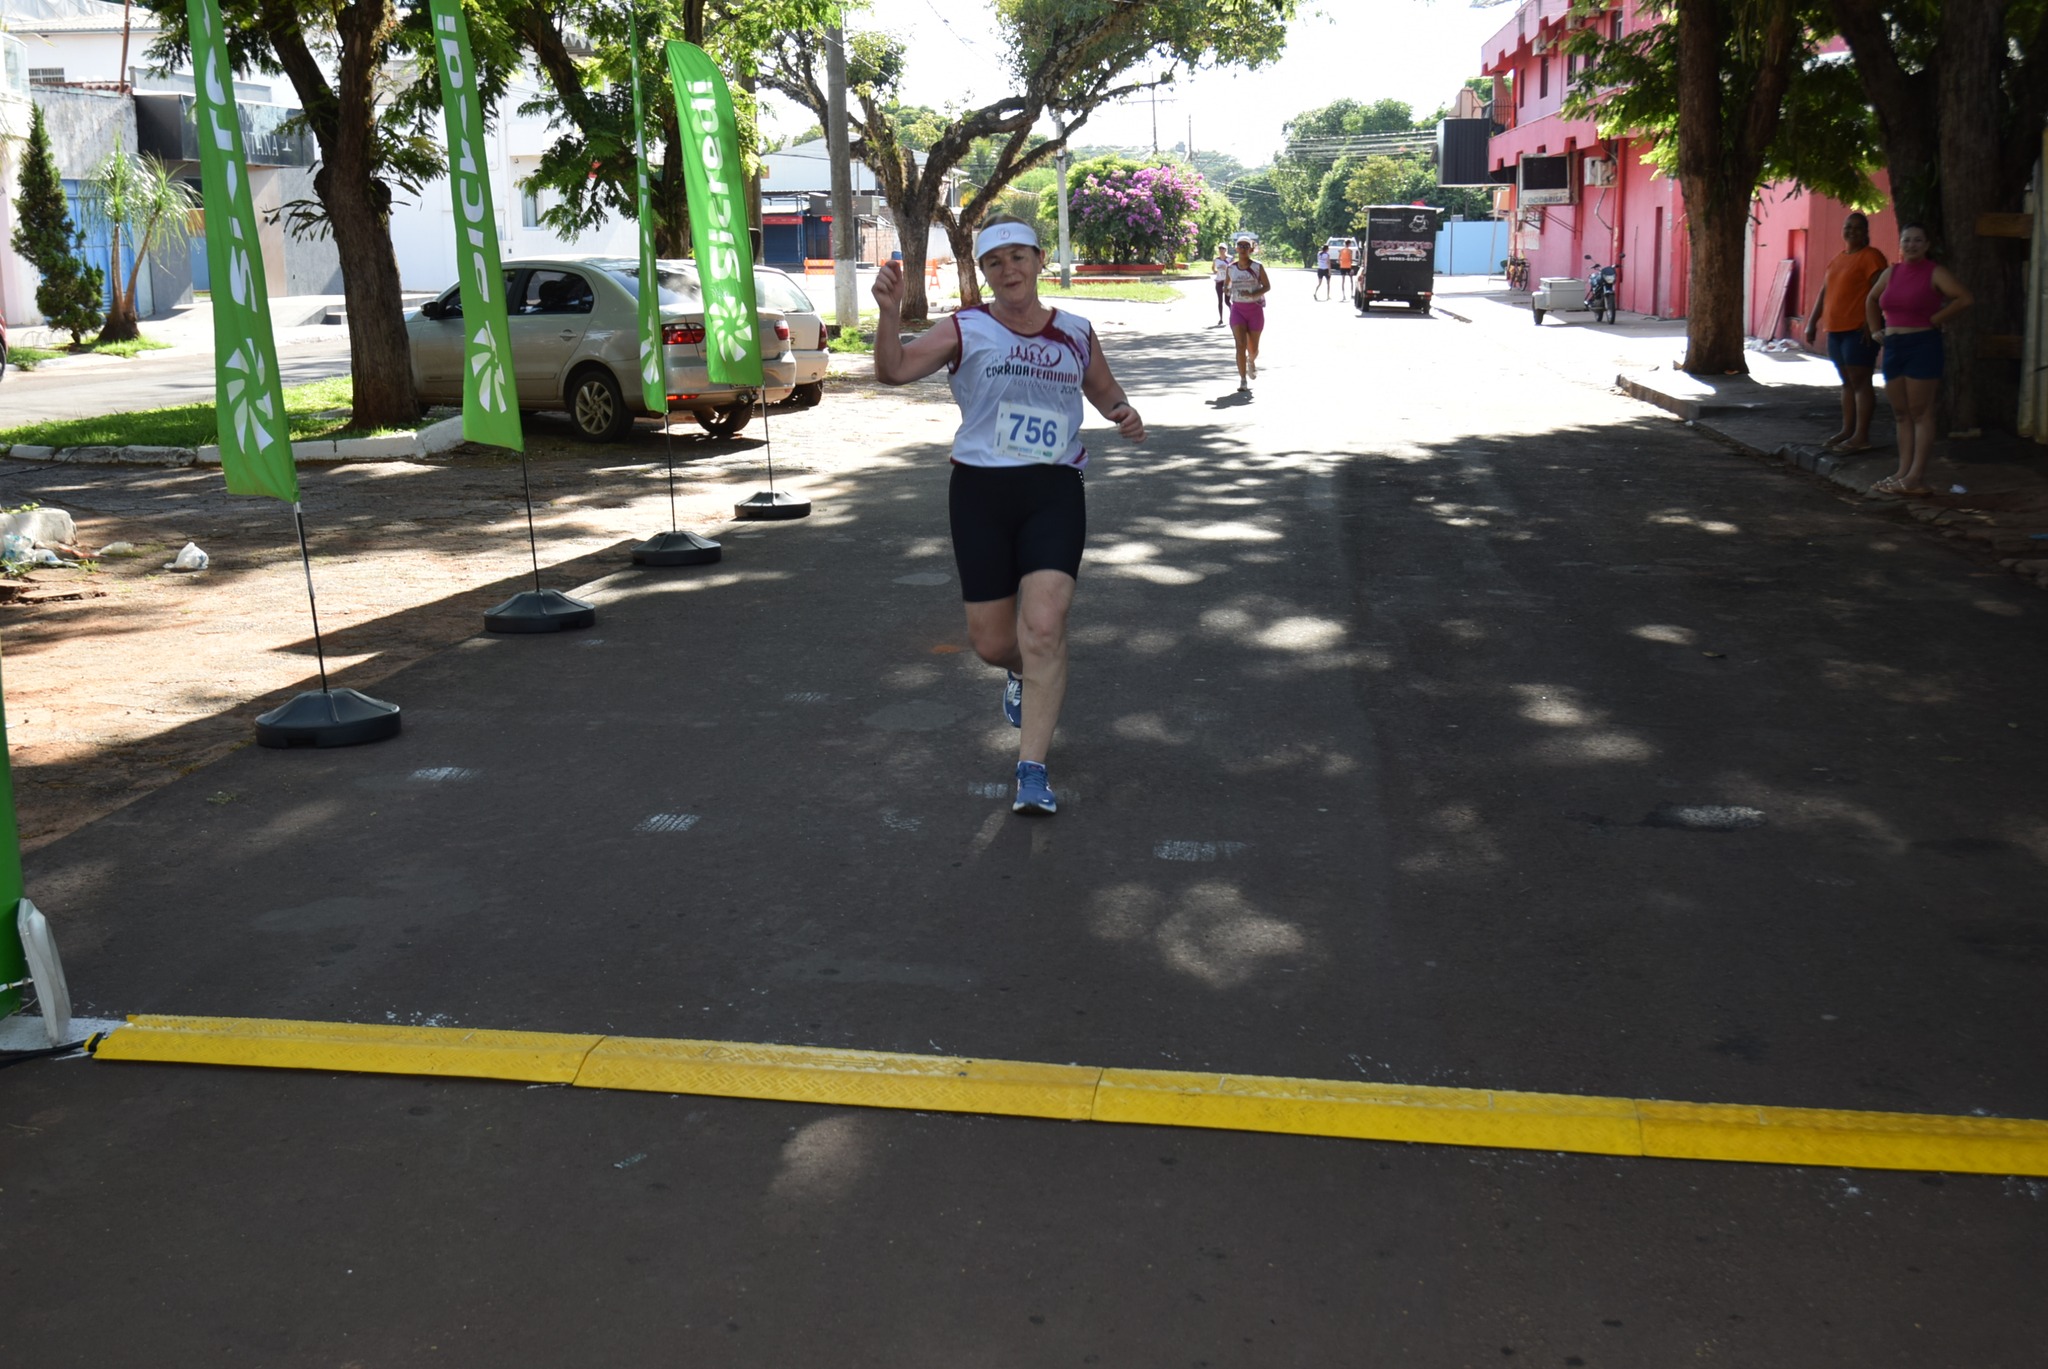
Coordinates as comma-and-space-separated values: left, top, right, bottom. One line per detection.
1801, 212, 1887, 452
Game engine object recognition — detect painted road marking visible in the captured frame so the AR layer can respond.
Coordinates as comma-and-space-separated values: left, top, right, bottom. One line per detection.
1155, 840, 1250, 862
90, 1015, 2048, 1177
634, 813, 701, 834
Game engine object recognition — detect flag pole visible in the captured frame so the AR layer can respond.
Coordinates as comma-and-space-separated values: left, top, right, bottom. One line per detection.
629, 11, 721, 566
423, 0, 594, 631
179, 0, 396, 747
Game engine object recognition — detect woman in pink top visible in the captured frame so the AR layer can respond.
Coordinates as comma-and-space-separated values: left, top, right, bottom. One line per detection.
1863, 223, 1973, 497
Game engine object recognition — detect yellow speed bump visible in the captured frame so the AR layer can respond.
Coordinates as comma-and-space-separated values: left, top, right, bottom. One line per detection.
95, 1014, 602, 1084
580, 1036, 1100, 1119
1094, 1069, 1644, 1156
91, 1015, 2048, 1176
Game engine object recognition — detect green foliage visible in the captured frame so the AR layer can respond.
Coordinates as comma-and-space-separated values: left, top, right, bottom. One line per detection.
9, 105, 105, 345
513, 0, 841, 255
1560, 2, 1881, 210
1191, 184, 1240, 257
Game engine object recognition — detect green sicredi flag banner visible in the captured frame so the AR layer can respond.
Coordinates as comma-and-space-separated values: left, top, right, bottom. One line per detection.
428, 0, 523, 452
631, 13, 664, 414
187, 0, 296, 501
665, 41, 762, 387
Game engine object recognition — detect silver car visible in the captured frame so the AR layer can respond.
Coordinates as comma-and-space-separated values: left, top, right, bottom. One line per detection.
407, 253, 796, 442
751, 266, 828, 408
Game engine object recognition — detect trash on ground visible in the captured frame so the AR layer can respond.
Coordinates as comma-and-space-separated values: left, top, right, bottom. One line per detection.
97, 541, 138, 556
164, 542, 209, 571
1949, 485, 1968, 494
0, 507, 78, 549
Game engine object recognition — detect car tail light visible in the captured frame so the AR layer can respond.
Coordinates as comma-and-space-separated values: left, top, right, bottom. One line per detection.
663, 322, 706, 346
774, 320, 791, 341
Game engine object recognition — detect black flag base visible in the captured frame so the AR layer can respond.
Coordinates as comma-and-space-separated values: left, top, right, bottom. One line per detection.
255, 688, 403, 749
484, 588, 597, 634
734, 490, 811, 520
632, 530, 724, 566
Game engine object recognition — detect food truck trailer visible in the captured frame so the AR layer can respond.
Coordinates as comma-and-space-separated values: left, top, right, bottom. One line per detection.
1353, 205, 1441, 314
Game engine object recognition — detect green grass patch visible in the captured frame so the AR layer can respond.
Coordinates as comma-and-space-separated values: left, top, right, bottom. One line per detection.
827, 328, 874, 354
85, 336, 173, 359
1039, 281, 1183, 303
6, 347, 63, 371
5, 337, 173, 370
0, 376, 385, 450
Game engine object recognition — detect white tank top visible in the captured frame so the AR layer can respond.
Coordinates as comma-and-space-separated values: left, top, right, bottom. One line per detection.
1228, 261, 1264, 303
945, 305, 1094, 469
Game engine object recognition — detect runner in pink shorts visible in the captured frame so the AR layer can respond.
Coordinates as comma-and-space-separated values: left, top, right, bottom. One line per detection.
1227, 237, 1271, 392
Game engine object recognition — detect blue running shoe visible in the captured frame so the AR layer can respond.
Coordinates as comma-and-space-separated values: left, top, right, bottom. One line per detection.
1002, 671, 1023, 728
1013, 761, 1057, 815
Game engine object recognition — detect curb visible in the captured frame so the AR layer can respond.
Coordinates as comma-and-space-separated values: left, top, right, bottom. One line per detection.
92, 1013, 2048, 1176
1, 416, 469, 469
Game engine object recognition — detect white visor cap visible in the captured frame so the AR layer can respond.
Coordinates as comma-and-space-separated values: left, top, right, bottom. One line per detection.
975, 222, 1042, 260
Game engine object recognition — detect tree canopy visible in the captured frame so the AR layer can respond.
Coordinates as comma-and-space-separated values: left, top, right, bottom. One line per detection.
763, 0, 1295, 318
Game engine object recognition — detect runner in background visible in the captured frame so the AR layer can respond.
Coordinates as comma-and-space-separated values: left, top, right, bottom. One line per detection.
1211, 242, 1231, 326
1338, 241, 1356, 298
1314, 246, 1332, 301
870, 216, 1147, 816
1228, 236, 1271, 392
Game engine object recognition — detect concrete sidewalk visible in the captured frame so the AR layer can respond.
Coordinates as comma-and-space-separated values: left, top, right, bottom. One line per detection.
1618, 359, 2048, 590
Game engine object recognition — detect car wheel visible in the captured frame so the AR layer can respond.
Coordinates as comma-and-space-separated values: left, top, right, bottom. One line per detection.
700, 403, 752, 439
567, 366, 633, 442
1533, 307, 1545, 324
790, 381, 824, 409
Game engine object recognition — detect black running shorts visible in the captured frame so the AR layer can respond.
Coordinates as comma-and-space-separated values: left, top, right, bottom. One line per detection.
948, 462, 1087, 603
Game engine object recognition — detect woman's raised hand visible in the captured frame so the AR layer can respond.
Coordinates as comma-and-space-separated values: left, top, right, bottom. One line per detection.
872, 260, 906, 313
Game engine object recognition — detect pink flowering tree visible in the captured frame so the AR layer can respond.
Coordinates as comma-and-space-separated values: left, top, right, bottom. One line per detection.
1068, 155, 1204, 265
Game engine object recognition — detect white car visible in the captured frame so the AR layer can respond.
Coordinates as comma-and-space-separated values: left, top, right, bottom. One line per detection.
407, 253, 796, 442
751, 266, 828, 408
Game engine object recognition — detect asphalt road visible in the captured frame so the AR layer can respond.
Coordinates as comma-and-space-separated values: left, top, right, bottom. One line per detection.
1, 333, 355, 426
3, 276, 2045, 1366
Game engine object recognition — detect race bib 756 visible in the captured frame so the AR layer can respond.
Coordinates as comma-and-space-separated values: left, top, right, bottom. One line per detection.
995, 401, 1066, 464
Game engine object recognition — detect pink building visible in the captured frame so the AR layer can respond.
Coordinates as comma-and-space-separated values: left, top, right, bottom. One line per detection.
1479, 0, 1891, 341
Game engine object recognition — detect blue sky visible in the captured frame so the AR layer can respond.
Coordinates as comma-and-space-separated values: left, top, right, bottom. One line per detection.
759, 0, 1513, 168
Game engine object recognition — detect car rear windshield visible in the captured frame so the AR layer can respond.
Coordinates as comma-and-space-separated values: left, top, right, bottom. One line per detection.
753, 272, 816, 315
600, 262, 700, 306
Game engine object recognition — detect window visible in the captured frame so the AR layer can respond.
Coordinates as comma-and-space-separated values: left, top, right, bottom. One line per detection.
1516, 70, 1525, 108
28, 66, 64, 85
520, 269, 594, 315
1539, 56, 1550, 99
520, 188, 540, 229
1611, 10, 1623, 43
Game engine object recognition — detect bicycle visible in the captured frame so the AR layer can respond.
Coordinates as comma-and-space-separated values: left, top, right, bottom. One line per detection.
1504, 257, 1530, 291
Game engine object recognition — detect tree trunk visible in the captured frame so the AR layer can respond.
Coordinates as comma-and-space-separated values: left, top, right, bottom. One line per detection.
322, 0, 417, 429
1674, 0, 1745, 374
1680, 192, 1751, 374
1936, 0, 2017, 432
946, 215, 980, 308
320, 169, 416, 427
896, 214, 932, 322
98, 219, 140, 343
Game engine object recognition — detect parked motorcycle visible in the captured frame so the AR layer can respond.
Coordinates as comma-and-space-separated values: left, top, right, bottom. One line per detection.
1582, 252, 1623, 324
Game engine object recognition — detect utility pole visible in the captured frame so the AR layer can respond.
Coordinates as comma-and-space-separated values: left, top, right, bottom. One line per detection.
1150, 87, 1159, 155
1053, 112, 1073, 290
825, 24, 858, 332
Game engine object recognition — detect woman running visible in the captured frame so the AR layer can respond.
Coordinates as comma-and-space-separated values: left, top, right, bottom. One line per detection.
871, 217, 1147, 815
1227, 236, 1271, 392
